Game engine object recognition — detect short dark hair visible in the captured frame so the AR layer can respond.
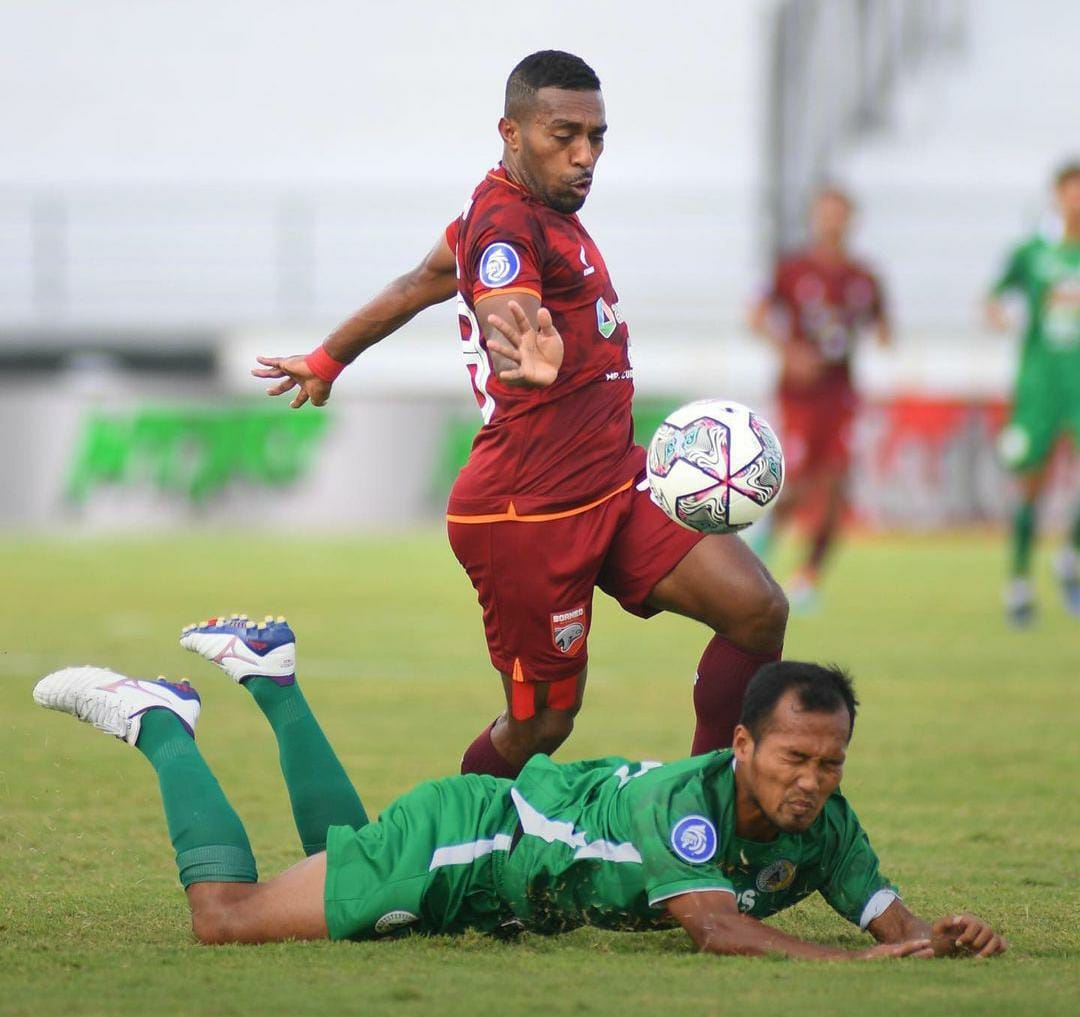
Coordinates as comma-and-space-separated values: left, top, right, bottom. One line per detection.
1055, 160, 1080, 188
504, 50, 601, 119
739, 661, 858, 741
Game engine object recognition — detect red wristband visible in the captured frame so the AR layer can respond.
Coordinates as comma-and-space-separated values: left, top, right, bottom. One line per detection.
305, 345, 347, 383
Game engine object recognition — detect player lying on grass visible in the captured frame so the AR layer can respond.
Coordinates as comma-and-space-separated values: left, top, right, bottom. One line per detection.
33, 616, 1006, 959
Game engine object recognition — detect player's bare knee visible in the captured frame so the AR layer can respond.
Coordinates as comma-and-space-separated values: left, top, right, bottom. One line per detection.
190, 903, 236, 946
534, 707, 576, 752
724, 573, 788, 652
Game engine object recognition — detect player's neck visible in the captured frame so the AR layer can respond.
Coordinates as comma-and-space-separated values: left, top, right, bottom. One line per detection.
809, 242, 846, 267
500, 156, 536, 198
733, 772, 781, 842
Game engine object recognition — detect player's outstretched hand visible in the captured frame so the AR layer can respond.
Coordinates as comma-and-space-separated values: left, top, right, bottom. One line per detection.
855, 939, 935, 961
931, 914, 1008, 957
252, 355, 332, 409
486, 301, 564, 387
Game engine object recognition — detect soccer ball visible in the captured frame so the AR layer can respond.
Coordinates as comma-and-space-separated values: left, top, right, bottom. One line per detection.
646, 399, 784, 534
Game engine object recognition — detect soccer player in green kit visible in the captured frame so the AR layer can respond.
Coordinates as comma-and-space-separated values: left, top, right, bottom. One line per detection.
986, 161, 1080, 625
33, 616, 1006, 959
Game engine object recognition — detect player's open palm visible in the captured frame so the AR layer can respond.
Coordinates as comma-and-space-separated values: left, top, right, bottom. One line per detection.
252, 355, 332, 409
486, 301, 564, 387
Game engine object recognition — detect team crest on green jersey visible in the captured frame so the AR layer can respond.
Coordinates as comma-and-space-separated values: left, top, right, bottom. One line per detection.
756, 859, 797, 893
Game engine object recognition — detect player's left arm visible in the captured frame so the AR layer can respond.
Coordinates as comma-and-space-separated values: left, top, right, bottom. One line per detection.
867, 898, 1008, 958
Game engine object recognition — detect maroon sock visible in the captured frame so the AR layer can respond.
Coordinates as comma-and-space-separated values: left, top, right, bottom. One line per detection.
691, 636, 780, 754
460, 721, 521, 779
808, 516, 839, 573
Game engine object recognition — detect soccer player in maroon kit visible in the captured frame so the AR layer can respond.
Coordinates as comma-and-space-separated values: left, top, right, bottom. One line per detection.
254, 51, 787, 776
748, 187, 890, 608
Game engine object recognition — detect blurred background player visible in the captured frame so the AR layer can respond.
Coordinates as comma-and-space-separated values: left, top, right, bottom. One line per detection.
748, 186, 891, 610
985, 161, 1080, 626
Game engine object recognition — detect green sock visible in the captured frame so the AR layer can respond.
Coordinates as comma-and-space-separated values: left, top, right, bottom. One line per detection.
1011, 500, 1037, 576
244, 678, 368, 855
136, 709, 257, 888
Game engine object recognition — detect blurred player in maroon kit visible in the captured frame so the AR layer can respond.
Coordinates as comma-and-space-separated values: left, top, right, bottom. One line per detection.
748, 187, 890, 609
253, 52, 787, 775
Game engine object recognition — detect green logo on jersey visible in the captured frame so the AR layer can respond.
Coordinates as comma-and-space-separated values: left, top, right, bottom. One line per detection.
595, 297, 621, 340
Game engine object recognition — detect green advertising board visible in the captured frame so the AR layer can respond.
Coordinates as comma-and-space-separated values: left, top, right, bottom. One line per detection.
66, 403, 330, 504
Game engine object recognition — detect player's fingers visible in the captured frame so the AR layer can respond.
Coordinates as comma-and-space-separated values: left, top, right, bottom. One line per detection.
486, 313, 521, 348
966, 926, 994, 953
537, 306, 556, 335
268, 378, 297, 396
252, 366, 288, 378
979, 936, 1007, 957
256, 356, 283, 368
486, 338, 522, 364
508, 300, 533, 335
290, 389, 309, 409
497, 366, 524, 384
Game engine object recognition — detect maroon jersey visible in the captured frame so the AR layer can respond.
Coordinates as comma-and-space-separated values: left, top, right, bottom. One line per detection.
766, 251, 886, 398
446, 165, 640, 517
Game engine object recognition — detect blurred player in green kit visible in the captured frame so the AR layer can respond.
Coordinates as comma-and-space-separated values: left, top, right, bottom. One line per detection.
986, 161, 1080, 625
32, 616, 1005, 959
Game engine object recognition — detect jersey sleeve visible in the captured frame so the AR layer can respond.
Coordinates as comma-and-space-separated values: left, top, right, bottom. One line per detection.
818, 796, 898, 928
991, 241, 1030, 295
444, 217, 461, 253
629, 775, 734, 906
463, 202, 545, 305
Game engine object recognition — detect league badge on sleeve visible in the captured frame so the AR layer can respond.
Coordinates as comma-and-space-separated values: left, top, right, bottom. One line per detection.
670, 815, 718, 864
479, 242, 522, 288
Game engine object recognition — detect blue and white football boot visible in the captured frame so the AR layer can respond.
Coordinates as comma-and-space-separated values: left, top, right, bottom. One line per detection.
33, 666, 201, 745
180, 614, 296, 685
1054, 550, 1080, 617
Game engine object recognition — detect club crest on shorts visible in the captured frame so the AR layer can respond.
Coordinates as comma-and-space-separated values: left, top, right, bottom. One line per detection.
550, 606, 586, 654
374, 910, 420, 934
479, 242, 521, 288
755, 858, 797, 893
670, 815, 717, 864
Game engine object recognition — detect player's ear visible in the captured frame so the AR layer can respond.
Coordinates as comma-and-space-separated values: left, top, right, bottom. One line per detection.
499, 116, 520, 151
732, 724, 754, 764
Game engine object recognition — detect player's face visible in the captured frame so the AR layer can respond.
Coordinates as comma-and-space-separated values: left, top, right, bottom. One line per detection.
1056, 176, 1080, 221
502, 88, 607, 214
734, 692, 850, 835
810, 194, 852, 248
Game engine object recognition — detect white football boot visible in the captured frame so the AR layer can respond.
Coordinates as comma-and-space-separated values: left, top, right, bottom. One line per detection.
33, 666, 201, 745
180, 614, 296, 686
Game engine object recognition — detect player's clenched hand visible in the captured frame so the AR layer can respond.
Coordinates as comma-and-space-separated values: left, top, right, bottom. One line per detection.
931, 914, 1008, 957
854, 939, 935, 961
486, 301, 564, 387
252, 355, 332, 409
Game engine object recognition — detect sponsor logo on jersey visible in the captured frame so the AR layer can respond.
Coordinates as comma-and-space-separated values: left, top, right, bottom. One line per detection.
736, 889, 757, 912
595, 297, 624, 340
579, 244, 596, 277
479, 242, 521, 288
755, 858, 797, 893
374, 910, 420, 934
670, 815, 718, 864
551, 606, 586, 654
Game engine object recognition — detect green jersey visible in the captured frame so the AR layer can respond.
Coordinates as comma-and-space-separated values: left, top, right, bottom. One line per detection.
324, 751, 897, 941
993, 233, 1080, 354
496, 751, 897, 934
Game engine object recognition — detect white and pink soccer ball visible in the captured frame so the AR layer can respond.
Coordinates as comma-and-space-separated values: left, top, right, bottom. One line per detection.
646, 399, 785, 534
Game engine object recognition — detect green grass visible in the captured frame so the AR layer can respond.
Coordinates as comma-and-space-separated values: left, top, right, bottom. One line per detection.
1, 531, 1078, 1015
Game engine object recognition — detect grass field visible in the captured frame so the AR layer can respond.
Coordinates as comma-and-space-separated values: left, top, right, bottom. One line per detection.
1, 531, 1078, 1016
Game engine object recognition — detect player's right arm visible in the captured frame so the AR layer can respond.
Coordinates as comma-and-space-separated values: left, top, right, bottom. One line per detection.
665, 892, 933, 961
252, 230, 458, 409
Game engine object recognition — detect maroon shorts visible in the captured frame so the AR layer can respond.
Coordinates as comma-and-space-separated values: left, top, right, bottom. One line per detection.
447, 474, 703, 688
778, 390, 857, 485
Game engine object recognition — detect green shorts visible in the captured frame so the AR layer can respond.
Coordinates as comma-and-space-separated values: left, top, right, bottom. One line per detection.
323, 773, 520, 940
999, 348, 1080, 471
